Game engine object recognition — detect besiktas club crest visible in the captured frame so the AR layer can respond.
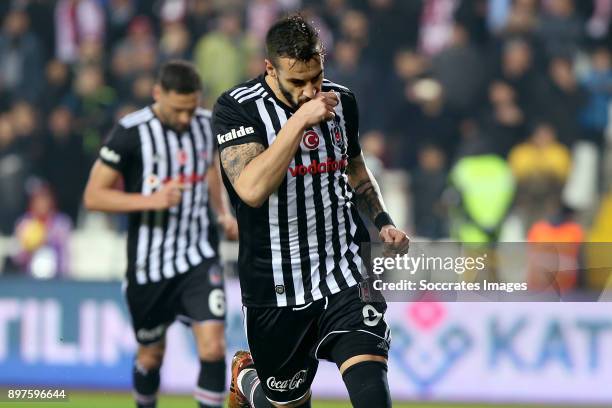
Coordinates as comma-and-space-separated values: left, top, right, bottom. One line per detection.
329, 119, 345, 149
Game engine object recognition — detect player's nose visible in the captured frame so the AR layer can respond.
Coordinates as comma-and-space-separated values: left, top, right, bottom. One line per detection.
178, 112, 191, 127
303, 83, 317, 99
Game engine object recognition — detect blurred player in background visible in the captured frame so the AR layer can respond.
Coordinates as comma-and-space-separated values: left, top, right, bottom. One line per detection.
84, 60, 237, 408
213, 16, 409, 408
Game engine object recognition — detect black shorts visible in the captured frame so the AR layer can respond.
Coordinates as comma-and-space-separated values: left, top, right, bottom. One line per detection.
244, 284, 390, 404
125, 257, 226, 345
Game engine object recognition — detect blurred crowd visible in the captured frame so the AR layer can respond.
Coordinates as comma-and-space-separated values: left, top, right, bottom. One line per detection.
0, 0, 611, 281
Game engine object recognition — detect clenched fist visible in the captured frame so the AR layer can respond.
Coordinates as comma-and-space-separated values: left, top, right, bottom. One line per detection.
295, 92, 339, 127
150, 178, 190, 210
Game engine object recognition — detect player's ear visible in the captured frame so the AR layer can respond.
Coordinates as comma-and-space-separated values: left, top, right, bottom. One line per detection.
264, 59, 276, 78
152, 84, 163, 102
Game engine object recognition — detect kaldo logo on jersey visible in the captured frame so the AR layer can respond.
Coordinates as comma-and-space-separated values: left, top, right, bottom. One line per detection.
266, 370, 308, 392
302, 130, 319, 150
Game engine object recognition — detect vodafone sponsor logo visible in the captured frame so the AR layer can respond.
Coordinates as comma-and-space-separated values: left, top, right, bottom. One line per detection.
302, 130, 320, 150
266, 370, 308, 392
162, 173, 206, 184
288, 158, 348, 177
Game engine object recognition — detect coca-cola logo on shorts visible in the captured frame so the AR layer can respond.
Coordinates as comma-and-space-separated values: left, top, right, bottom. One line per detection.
266, 370, 308, 392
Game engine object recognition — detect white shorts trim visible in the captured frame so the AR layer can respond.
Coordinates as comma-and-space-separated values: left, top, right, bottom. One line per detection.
265, 389, 311, 406
176, 314, 224, 325
314, 329, 388, 359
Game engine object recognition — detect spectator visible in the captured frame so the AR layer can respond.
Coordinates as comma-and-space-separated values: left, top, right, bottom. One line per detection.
110, 15, 157, 97
527, 204, 584, 293
246, 0, 282, 42
338, 9, 369, 49
0, 114, 29, 234
11, 101, 44, 168
0, 9, 44, 103
129, 72, 155, 106
320, 0, 352, 37
388, 78, 459, 170
24, 0, 57, 61
537, 0, 584, 58
448, 139, 515, 243
41, 59, 72, 115
431, 22, 486, 114
536, 56, 587, 146
412, 144, 448, 238
326, 39, 377, 129
497, 0, 539, 37
454, 0, 489, 46
159, 22, 191, 60
478, 81, 527, 158
496, 38, 545, 116
41, 106, 86, 224
65, 65, 117, 162
55, 0, 105, 63
104, 0, 139, 51
579, 46, 612, 146
365, 0, 420, 63
418, 0, 457, 56
12, 183, 72, 278
185, 0, 217, 40
509, 122, 572, 185
508, 122, 571, 226
193, 11, 257, 106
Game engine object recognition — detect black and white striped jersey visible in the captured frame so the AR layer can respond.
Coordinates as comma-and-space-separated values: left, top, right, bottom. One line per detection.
213, 75, 369, 308
99, 106, 218, 285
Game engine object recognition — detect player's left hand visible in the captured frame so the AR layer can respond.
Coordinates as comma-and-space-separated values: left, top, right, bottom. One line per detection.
379, 225, 409, 255
218, 214, 239, 241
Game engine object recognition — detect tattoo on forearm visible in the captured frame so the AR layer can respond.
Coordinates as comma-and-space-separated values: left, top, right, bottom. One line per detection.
220, 142, 265, 185
353, 180, 384, 222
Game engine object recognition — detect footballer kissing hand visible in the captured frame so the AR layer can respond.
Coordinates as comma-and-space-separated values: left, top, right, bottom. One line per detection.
295, 92, 339, 127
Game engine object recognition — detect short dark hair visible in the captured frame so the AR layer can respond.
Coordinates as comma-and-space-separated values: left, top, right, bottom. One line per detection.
265, 15, 323, 65
157, 60, 202, 94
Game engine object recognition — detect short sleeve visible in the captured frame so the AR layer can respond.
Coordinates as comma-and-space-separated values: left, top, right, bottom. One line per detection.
340, 91, 361, 158
212, 93, 266, 152
99, 124, 137, 174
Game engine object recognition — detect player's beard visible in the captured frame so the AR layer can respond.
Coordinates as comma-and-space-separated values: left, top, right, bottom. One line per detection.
277, 78, 310, 109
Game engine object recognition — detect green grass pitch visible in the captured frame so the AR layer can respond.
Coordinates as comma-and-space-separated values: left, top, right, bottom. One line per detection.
0, 391, 591, 408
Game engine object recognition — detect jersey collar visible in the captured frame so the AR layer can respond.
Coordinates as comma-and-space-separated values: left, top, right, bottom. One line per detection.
259, 73, 297, 114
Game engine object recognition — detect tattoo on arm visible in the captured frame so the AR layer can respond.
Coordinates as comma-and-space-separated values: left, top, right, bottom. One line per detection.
347, 154, 386, 223
220, 142, 265, 185
353, 179, 385, 222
